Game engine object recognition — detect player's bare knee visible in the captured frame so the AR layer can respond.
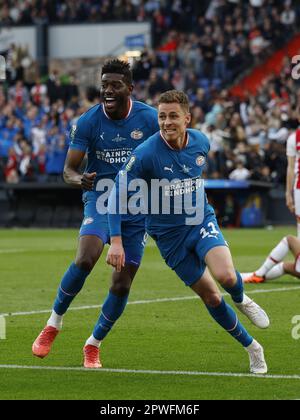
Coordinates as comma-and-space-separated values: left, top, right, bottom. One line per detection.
75, 244, 102, 271
216, 271, 236, 288
204, 292, 222, 308
75, 254, 98, 272
110, 281, 131, 297
111, 272, 133, 297
286, 235, 298, 247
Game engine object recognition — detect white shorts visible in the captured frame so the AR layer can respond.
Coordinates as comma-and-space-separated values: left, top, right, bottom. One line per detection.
294, 189, 300, 217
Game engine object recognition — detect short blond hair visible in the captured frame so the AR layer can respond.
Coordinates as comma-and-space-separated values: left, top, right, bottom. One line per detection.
158, 90, 190, 113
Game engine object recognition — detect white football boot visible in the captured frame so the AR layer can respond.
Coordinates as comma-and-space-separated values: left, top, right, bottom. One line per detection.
246, 340, 268, 374
235, 294, 270, 329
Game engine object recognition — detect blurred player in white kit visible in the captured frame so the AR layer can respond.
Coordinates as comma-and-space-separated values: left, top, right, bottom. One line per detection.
286, 108, 300, 237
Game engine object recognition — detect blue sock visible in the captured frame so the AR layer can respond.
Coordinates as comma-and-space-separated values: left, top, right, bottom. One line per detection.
206, 298, 253, 348
53, 263, 90, 315
223, 270, 244, 303
93, 291, 129, 341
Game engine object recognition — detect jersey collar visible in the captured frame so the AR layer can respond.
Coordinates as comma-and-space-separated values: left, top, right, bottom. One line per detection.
160, 131, 189, 151
102, 98, 133, 120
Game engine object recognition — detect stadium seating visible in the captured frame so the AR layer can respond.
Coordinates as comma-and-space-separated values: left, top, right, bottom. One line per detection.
0, 0, 300, 227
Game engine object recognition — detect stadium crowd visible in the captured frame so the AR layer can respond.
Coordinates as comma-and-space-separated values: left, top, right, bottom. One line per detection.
0, 0, 300, 184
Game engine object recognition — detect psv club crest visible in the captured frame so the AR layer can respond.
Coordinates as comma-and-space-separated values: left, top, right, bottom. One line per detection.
131, 130, 143, 140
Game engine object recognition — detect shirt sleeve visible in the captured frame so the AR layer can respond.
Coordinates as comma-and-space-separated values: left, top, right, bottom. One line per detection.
69, 115, 91, 152
200, 132, 211, 155
286, 133, 296, 157
108, 151, 146, 237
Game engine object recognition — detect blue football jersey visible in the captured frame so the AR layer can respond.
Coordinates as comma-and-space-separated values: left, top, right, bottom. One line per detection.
69, 100, 159, 188
109, 128, 215, 239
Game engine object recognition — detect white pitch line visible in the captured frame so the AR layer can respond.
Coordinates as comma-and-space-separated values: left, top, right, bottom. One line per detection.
0, 248, 76, 254
0, 364, 300, 380
1, 285, 300, 318
0, 249, 27, 254
0, 243, 158, 255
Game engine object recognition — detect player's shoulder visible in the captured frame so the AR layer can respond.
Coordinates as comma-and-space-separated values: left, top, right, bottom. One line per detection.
77, 104, 101, 126
188, 129, 210, 149
133, 131, 161, 156
132, 101, 158, 117
70, 104, 101, 142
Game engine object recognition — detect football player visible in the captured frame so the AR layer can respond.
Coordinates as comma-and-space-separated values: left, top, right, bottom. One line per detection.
107, 90, 269, 374
286, 107, 300, 237
32, 60, 159, 368
242, 235, 300, 283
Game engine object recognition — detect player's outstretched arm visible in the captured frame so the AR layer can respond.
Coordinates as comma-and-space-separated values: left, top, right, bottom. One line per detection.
63, 149, 96, 190
106, 171, 128, 271
107, 150, 148, 271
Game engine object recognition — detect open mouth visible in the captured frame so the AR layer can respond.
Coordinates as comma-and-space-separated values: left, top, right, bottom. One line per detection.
164, 129, 177, 135
104, 98, 118, 108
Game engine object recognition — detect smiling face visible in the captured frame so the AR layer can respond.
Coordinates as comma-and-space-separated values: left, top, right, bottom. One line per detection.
158, 102, 191, 149
100, 73, 133, 119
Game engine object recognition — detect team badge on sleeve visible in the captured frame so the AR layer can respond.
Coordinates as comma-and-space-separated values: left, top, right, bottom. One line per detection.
196, 155, 206, 166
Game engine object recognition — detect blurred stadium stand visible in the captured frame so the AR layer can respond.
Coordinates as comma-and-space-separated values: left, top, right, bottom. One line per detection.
1, 0, 300, 227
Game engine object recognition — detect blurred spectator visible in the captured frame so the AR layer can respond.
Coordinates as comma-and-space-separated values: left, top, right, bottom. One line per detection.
19, 143, 37, 182
229, 161, 251, 181
241, 195, 264, 227
220, 194, 237, 228
8, 80, 29, 108
45, 134, 68, 181
31, 78, 48, 106
4, 147, 19, 183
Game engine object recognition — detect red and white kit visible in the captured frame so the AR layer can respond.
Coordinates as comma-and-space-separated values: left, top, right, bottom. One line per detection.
287, 129, 300, 217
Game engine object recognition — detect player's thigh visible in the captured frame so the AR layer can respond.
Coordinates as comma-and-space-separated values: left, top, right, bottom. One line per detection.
283, 262, 300, 279
121, 222, 148, 268
193, 215, 232, 282
287, 235, 300, 257
76, 192, 109, 269
204, 246, 236, 285
173, 251, 206, 287
190, 268, 222, 306
75, 235, 104, 267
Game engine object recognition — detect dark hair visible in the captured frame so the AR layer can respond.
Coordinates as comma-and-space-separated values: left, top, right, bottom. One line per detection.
101, 59, 132, 85
158, 90, 190, 113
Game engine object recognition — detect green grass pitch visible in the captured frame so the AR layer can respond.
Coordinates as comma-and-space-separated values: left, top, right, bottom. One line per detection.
1, 227, 300, 400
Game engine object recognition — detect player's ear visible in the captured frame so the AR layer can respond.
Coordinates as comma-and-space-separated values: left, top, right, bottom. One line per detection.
128, 84, 134, 95
185, 113, 192, 126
